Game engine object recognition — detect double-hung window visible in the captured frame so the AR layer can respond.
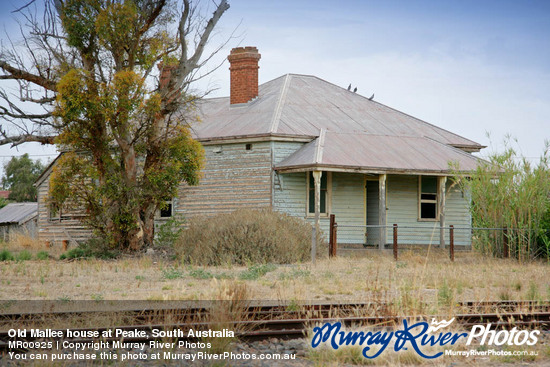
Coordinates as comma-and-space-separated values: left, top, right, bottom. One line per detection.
419, 176, 438, 220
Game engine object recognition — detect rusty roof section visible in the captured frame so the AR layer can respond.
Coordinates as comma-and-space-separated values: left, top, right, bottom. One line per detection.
275, 132, 481, 175
193, 74, 484, 151
0, 202, 37, 225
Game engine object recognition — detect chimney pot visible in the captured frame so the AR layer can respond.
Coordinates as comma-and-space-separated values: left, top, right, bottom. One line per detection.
228, 46, 261, 104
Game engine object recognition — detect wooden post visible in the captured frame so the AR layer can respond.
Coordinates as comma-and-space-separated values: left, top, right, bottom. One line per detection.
312, 170, 322, 264
449, 225, 455, 262
503, 227, 509, 258
62, 240, 68, 251
45, 241, 51, 249
439, 176, 447, 248
333, 222, 337, 257
393, 224, 398, 261
379, 174, 387, 250
329, 214, 335, 257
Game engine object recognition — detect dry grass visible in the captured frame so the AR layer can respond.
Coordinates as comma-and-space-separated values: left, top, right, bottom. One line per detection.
1, 234, 65, 258
0, 246, 548, 309
1, 242, 549, 366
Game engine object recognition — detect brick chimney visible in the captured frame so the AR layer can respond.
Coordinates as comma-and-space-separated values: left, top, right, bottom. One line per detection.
228, 47, 261, 104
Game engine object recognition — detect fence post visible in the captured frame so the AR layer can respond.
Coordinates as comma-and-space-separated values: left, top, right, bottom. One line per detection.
311, 226, 316, 265
329, 214, 335, 258
62, 240, 68, 251
393, 224, 398, 261
503, 227, 509, 258
449, 225, 454, 262
333, 222, 338, 257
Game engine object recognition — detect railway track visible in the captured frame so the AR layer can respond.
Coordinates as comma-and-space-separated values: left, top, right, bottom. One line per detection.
1, 301, 549, 353
1, 300, 547, 323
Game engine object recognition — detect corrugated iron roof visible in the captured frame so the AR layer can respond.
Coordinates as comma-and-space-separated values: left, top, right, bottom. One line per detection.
194, 74, 484, 151
275, 132, 481, 174
0, 203, 38, 225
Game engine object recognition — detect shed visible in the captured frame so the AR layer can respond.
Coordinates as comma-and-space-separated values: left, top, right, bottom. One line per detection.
0, 202, 38, 241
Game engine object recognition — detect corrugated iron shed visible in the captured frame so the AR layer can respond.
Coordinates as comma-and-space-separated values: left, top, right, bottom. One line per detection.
194, 74, 484, 152
0, 203, 38, 225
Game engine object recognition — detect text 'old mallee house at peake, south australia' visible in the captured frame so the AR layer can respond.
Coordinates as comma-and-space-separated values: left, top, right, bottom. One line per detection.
36, 47, 484, 248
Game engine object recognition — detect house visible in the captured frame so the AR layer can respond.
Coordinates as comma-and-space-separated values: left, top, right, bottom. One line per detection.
36, 46, 483, 248
0, 202, 38, 241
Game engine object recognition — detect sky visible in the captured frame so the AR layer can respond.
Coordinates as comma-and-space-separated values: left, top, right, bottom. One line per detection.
0, 0, 549, 172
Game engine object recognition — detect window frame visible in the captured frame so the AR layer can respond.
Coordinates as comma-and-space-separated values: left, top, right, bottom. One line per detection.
306, 171, 332, 217
418, 176, 439, 221
48, 204, 61, 222
158, 198, 174, 219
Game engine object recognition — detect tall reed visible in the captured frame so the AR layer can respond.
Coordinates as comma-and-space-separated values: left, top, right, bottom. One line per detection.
452, 140, 550, 261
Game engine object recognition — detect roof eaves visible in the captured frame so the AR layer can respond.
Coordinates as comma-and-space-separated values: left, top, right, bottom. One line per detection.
274, 163, 468, 176
34, 153, 63, 187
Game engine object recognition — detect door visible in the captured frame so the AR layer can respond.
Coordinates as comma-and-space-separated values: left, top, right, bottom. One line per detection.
366, 180, 379, 246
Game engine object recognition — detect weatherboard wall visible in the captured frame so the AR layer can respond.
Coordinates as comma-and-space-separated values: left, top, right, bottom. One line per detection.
176, 142, 272, 218
386, 175, 471, 246
36, 178, 93, 245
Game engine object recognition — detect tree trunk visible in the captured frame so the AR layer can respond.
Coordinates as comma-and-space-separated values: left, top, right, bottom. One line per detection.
142, 205, 157, 247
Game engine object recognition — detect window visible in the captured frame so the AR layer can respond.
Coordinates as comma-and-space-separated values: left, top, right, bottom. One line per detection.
159, 198, 173, 218
307, 172, 331, 215
49, 203, 61, 221
419, 176, 438, 220
245, 143, 252, 150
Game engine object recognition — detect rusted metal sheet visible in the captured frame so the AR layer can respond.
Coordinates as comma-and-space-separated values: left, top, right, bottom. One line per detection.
274, 132, 481, 174
194, 74, 483, 151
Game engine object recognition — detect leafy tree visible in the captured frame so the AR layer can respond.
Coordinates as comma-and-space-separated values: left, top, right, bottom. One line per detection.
0, 0, 230, 250
2, 154, 45, 202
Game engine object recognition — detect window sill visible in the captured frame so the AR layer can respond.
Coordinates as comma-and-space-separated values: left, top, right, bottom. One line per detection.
306, 214, 330, 219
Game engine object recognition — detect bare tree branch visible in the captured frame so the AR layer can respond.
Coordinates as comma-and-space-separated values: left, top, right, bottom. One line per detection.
0, 60, 58, 91
12, 0, 37, 14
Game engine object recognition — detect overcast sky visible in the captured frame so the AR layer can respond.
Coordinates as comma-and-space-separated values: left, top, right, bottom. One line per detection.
1, 0, 549, 171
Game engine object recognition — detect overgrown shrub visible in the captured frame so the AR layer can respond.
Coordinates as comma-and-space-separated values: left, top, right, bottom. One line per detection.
175, 209, 326, 265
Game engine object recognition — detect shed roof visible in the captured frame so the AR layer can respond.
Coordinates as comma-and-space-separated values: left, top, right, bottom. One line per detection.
0, 202, 38, 225
193, 74, 484, 151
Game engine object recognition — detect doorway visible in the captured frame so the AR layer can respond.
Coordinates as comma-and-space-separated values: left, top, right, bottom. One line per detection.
366, 180, 379, 246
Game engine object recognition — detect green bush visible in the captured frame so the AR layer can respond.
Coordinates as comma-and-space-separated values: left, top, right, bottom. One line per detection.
175, 209, 326, 266
239, 263, 277, 280
0, 249, 14, 261
155, 217, 185, 248
16, 250, 32, 261
60, 247, 91, 260
35, 251, 50, 260
59, 240, 118, 260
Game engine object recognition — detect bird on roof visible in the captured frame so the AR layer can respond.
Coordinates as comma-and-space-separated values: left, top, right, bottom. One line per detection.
353, 87, 357, 93
368, 93, 374, 100
347, 84, 351, 91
